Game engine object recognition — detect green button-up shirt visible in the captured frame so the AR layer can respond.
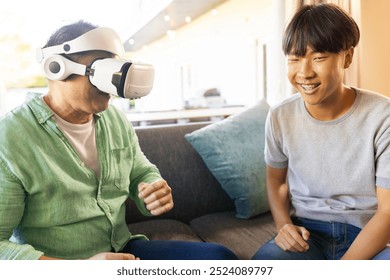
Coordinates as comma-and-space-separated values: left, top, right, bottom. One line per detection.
0, 93, 161, 260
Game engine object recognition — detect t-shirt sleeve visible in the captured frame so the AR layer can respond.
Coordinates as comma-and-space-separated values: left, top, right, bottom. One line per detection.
375, 127, 390, 188
264, 111, 288, 169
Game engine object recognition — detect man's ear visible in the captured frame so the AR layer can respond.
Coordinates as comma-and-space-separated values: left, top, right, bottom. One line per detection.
344, 48, 354, 69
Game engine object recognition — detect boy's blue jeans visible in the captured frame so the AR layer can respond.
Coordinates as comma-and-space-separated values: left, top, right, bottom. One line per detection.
252, 217, 390, 260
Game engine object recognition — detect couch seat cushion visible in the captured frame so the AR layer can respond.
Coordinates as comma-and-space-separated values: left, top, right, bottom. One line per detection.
190, 211, 276, 260
128, 219, 202, 242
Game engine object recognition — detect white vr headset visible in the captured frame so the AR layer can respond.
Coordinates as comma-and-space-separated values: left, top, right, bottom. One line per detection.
36, 27, 154, 99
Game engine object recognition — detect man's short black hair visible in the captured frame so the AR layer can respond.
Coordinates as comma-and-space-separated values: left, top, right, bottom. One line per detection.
44, 20, 98, 48
282, 3, 360, 56
43, 20, 98, 63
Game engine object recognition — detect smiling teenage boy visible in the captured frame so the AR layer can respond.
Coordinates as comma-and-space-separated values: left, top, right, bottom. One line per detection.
252, 3, 390, 260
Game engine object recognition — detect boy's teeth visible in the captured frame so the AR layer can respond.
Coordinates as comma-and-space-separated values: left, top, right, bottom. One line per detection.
301, 84, 317, 90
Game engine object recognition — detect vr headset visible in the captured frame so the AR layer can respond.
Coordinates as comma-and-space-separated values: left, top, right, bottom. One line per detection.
36, 27, 154, 99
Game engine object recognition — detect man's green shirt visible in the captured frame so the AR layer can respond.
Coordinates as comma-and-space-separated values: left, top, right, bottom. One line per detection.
0, 93, 161, 259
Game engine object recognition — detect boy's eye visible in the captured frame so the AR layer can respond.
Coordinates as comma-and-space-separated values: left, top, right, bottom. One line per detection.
313, 56, 326, 61
288, 57, 299, 62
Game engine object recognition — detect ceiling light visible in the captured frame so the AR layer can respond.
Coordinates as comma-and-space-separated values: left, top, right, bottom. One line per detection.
212, 9, 218, 16
185, 16, 191, 23
164, 15, 170, 22
128, 38, 135, 45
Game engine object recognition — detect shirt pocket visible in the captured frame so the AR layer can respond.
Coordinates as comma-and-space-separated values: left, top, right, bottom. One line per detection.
111, 147, 133, 190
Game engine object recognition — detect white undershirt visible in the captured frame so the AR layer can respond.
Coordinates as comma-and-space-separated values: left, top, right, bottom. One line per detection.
53, 113, 100, 178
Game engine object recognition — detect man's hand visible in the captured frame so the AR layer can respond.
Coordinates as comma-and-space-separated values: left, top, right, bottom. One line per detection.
138, 179, 173, 216
88, 252, 139, 260
275, 224, 310, 252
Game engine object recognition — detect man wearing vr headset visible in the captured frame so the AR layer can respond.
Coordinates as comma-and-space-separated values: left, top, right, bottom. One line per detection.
0, 21, 237, 260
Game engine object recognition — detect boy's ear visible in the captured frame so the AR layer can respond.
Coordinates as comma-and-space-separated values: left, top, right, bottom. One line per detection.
344, 48, 354, 68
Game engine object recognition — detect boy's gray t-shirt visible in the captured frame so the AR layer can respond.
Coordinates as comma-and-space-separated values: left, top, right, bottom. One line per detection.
265, 88, 390, 229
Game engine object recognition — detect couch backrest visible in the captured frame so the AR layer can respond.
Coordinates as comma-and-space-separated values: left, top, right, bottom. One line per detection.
125, 122, 235, 224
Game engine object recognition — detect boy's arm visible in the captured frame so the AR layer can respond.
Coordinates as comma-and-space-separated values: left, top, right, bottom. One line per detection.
342, 186, 390, 260
267, 165, 290, 229
267, 165, 310, 252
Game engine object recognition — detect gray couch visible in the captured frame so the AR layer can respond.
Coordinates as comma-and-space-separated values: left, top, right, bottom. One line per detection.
125, 122, 276, 260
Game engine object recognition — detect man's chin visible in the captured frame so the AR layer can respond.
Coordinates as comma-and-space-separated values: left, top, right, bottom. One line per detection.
93, 101, 110, 114
98, 91, 111, 97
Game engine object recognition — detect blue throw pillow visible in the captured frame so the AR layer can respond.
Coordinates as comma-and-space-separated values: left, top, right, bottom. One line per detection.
185, 100, 270, 219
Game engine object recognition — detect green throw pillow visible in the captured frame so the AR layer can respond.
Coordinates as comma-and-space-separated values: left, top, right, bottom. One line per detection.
185, 100, 270, 219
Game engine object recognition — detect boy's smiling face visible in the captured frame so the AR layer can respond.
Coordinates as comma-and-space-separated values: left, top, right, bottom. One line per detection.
287, 46, 353, 110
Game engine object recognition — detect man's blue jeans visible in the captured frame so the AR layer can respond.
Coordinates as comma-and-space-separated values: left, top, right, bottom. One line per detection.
252, 217, 390, 260
121, 240, 238, 260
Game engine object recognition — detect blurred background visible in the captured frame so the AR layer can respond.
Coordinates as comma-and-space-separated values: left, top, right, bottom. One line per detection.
1, 0, 389, 125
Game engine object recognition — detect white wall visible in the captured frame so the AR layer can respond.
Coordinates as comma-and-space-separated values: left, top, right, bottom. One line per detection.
127, 0, 275, 111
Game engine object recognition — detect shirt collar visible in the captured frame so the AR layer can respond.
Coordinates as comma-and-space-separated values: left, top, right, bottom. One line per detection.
26, 92, 102, 124
26, 92, 54, 124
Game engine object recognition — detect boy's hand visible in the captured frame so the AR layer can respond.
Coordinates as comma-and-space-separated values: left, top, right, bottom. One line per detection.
275, 224, 310, 252
138, 179, 173, 216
